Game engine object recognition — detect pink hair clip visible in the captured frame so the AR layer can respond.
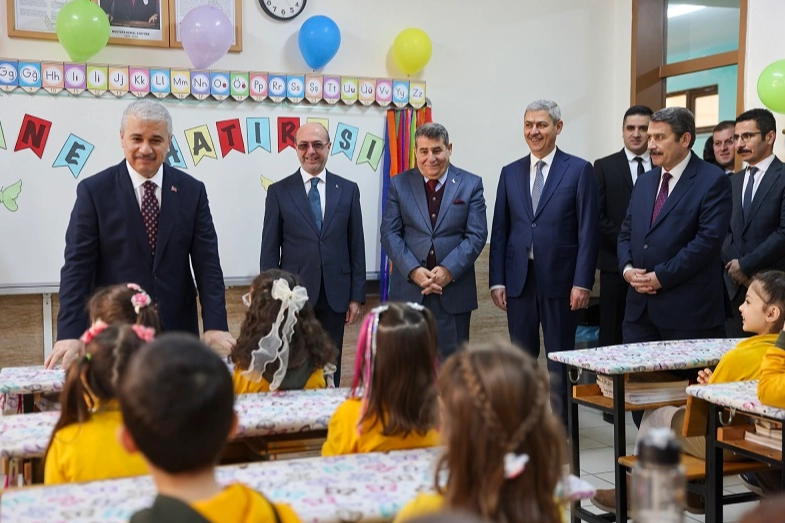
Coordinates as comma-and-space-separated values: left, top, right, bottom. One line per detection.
80, 320, 109, 344
131, 291, 152, 314
131, 324, 156, 343
126, 283, 143, 292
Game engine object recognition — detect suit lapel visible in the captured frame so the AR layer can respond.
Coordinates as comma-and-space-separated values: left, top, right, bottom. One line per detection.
642, 168, 661, 233
322, 171, 341, 232
154, 166, 183, 269
534, 149, 567, 217
513, 156, 533, 220
284, 171, 321, 236
434, 166, 461, 231
744, 157, 783, 230
407, 170, 431, 228
615, 150, 634, 191
649, 155, 698, 231
117, 162, 153, 265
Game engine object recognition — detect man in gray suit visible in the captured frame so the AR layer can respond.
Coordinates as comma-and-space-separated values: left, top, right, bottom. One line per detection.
381, 123, 487, 359
722, 108, 785, 337
261, 122, 366, 384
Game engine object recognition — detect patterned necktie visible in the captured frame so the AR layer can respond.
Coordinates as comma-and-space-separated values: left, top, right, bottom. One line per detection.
532, 160, 545, 214
650, 172, 672, 225
309, 177, 322, 231
634, 156, 645, 176
743, 166, 759, 220
141, 180, 159, 257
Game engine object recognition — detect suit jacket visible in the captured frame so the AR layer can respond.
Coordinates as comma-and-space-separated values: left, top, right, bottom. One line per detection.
489, 148, 599, 298
722, 157, 785, 299
617, 153, 732, 330
380, 165, 487, 314
260, 170, 365, 313
595, 150, 635, 273
57, 161, 228, 340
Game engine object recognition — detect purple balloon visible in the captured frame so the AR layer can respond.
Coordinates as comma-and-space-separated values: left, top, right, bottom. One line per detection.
181, 5, 233, 69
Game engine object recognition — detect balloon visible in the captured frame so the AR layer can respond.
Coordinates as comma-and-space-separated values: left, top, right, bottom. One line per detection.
758, 59, 785, 114
56, 0, 111, 62
181, 5, 233, 69
298, 15, 341, 70
392, 28, 432, 76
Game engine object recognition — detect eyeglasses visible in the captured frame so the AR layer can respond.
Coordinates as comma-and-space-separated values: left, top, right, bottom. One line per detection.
732, 132, 763, 143
242, 292, 251, 307
296, 141, 327, 152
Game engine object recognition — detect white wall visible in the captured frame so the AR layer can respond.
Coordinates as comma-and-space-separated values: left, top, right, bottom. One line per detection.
745, 0, 785, 158
0, 0, 632, 233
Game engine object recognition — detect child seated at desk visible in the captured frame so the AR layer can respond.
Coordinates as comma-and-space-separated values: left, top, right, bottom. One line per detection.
593, 270, 785, 512
757, 318, 785, 409
44, 323, 155, 484
395, 341, 567, 523
231, 270, 338, 394
119, 333, 301, 523
322, 302, 440, 456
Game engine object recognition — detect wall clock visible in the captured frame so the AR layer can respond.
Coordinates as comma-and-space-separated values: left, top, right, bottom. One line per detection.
260, 0, 307, 21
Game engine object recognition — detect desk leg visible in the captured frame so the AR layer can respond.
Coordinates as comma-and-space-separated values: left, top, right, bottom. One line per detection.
705, 403, 722, 523
22, 394, 34, 414
567, 365, 581, 523
613, 375, 627, 523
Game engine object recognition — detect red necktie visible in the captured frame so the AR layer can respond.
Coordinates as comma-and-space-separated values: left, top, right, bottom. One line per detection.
651, 172, 672, 224
142, 180, 159, 257
427, 179, 438, 192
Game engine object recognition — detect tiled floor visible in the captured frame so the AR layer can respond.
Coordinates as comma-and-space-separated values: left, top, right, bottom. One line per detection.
573, 405, 759, 523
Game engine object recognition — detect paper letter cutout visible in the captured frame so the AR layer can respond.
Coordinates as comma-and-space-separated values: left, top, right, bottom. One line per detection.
0, 121, 6, 150
165, 136, 187, 169
216, 118, 245, 157
357, 133, 385, 171
184, 125, 217, 166
0, 180, 22, 212
14, 114, 52, 158
277, 117, 300, 152
246, 118, 271, 153
307, 118, 329, 133
260, 175, 275, 191
331, 123, 358, 159
53, 134, 94, 178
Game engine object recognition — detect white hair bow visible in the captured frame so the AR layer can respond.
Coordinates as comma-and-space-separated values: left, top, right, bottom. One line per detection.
242, 278, 308, 390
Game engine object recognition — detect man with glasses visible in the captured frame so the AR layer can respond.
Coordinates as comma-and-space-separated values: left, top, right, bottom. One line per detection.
712, 120, 738, 174
260, 122, 366, 385
722, 108, 785, 337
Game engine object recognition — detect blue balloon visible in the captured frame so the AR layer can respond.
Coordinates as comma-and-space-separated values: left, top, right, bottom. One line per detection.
298, 15, 341, 70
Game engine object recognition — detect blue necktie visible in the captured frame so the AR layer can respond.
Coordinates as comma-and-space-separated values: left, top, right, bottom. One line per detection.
743, 166, 758, 221
309, 177, 322, 230
532, 160, 545, 214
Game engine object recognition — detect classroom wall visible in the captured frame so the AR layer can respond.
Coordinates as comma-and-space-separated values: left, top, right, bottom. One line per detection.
745, 0, 785, 159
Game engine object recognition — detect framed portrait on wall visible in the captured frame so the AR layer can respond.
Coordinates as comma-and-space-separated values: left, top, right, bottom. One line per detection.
6, 0, 60, 40
169, 0, 242, 52
95, 0, 171, 48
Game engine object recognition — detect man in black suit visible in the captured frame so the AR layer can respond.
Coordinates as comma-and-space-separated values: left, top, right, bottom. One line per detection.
722, 108, 785, 337
261, 123, 366, 384
594, 105, 653, 347
47, 100, 233, 368
712, 120, 737, 175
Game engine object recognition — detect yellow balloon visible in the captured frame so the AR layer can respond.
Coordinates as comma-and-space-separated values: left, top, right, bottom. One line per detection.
393, 28, 432, 76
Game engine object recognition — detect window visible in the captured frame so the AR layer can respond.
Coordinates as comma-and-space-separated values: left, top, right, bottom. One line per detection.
665, 85, 720, 133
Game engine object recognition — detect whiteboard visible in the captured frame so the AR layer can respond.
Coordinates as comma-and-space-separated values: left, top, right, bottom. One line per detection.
0, 91, 387, 293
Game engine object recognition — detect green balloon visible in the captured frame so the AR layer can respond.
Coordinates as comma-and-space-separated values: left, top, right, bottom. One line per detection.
757, 59, 785, 114
56, 0, 111, 62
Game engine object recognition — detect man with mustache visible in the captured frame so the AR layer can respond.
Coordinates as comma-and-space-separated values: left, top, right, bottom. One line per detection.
48, 100, 234, 368
618, 106, 732, 345
722, 108, 785, 337
712, 120, 737, 175
261, 122, 365, 385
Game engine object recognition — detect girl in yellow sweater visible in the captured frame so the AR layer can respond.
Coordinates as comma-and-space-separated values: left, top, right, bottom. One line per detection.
322, 302, 440, 456
395, 342, 567, 523
44, 322, 155, 484
231, 270, 338, 394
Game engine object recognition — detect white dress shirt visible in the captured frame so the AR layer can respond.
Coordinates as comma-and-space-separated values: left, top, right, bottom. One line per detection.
300, 168, 326, 219
529, 148, 558, 196
421, 168, 448, 190
624, 148, 652, 185
742, 153, 776, 203
128, 161, 163, 210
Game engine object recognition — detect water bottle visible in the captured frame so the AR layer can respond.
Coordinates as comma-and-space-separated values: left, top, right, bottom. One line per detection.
631, 427, 685, 523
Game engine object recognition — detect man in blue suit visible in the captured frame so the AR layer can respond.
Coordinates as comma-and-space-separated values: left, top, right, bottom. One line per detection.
261, 123, 366, 385
489, 99, 599, 425
47, 100, 233, 368
618, 107, 732, 343
381, 123, 487, 359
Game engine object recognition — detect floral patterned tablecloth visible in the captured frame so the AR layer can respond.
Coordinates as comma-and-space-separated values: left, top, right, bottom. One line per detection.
686, 380, 785, 421
0, 389, 351, 459
0, 366, 65, 396
548, 338, 740, 375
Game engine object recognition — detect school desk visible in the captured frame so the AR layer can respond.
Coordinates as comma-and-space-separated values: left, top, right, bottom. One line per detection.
549, 338, 739, 523
0, 366, 64, 414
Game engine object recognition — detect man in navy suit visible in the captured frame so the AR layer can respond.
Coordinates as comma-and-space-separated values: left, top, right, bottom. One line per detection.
595, 105, 653, 347
380, 123, 487, 359
722, 108, 785, 337
618, 106, 732, 343
261, 123, 365, 385
489, 99, 599, 424
47, 100, 233, 368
